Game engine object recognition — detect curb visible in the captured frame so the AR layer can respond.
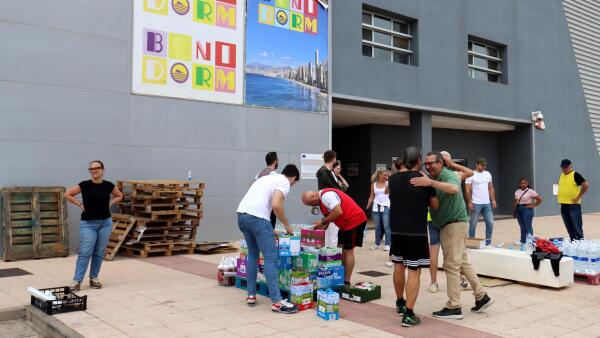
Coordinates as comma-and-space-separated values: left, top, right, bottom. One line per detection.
25, 305, 84, 338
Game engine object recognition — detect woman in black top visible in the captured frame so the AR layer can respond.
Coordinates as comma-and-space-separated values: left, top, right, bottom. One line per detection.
64, 160, 123, 291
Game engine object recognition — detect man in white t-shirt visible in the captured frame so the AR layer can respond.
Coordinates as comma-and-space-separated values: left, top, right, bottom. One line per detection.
237, 164, 299, 314
465, 157, 496, 246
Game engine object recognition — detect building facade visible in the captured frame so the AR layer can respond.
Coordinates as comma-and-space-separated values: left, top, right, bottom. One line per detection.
0, 0, 598, 250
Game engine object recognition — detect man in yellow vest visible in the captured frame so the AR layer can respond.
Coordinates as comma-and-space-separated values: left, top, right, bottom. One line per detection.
558, 159, 589, 240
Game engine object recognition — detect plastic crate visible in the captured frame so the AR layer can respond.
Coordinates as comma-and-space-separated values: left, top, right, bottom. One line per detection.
30, 286, 87, 315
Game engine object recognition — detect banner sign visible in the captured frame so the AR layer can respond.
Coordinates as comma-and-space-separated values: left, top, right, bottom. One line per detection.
245, 0, 329, 112
132, 0, 245, 104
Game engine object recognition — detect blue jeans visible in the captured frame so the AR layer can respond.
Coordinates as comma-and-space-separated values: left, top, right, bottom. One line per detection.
560, 204, 584, 240
373, 206, 390, 246
516, 205, 534, 244
73, 218, 112, 282
428, 221, 440, 245
468, 203, 494, 245
237, 212, 281, 303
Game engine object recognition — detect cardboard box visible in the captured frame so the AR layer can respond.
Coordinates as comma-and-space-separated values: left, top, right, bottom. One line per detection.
301, 229, 326, 248
279, 269, 292, 290
317, 288, 339, 320
291, 283, 313, 311
278, 256, 293, 270
466, 237, 486, 249
339, 282, 381, 303
236, 257, 247, 278
278, 234, 301, 257
291, 270, 310, 285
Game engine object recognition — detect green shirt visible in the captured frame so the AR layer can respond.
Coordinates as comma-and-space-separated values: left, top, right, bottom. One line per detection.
430, 167, 468, 229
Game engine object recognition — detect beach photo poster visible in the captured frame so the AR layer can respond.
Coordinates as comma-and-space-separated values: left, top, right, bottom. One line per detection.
245, 0, 329, 112
132, 0, 245, 104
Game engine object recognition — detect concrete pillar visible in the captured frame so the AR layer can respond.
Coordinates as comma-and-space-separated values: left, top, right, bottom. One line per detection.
410, 111, 432, 153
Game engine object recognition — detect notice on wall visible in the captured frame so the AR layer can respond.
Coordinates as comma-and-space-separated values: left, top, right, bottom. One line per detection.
553, 184, 559, 196
347, 163, 358, 177
245, 0, 329, 112
132, 0, 245, 104
301, 153, 323, 179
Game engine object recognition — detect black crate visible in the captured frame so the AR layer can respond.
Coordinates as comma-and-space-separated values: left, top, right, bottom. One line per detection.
30, 286, 87, 315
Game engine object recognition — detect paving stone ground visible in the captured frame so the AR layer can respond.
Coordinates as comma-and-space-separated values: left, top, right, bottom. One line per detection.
1, 214, 599, 337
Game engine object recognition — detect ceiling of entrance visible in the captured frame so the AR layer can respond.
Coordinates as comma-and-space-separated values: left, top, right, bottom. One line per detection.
332, 103, 516, 132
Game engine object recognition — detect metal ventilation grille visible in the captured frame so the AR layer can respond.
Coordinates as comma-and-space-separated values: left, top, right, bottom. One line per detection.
563, 0, 600, 155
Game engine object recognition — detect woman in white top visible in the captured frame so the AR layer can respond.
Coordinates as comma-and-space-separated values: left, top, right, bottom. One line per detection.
367, 169, 391, 250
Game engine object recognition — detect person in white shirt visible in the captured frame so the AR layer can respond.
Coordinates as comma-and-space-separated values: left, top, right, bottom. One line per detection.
237, 164, 299, 314
465, 157, 496, 246
366, 169, 391, 251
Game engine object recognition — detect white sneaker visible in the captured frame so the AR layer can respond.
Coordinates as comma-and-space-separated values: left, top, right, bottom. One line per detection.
385, 261, 393, 267
384, 245, 390, 251
514, 240, 521, 245
460, 279, 470, 289
370, 245, 380, 250
429, 282, 439, 293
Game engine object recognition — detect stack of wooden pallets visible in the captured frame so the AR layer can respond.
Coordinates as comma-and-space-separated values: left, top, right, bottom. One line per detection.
116, 180, 204, 258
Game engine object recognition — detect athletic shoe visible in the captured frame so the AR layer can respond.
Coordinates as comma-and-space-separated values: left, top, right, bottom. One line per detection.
271, 299, 298, 314
460, 278, 470, 289
246, 296, 256, 307
385, 261, 393, 267
69, 280, 81, 293
384, 245, 390, 251
401, 313, 421, 327
370, 245, 380, 250
471, 294, 494, 312
396, 301, 406, 316
428, 282, 439, 293
432, 307, 463, 319
89, 278, 102, 289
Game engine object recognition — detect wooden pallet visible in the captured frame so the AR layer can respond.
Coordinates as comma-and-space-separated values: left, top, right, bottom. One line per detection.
121, 240, 195, 258
118, 180, 205, 197
2, 187, 69, 261
574, 273, 600, 285
103, 214, 137, 261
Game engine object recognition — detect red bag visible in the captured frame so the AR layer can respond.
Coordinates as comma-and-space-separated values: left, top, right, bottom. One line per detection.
535, 239, 560, 254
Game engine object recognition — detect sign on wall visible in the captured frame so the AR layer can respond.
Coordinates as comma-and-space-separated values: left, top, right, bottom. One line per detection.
301, 153, 324, 179
132, 0, 245, 104
245, 0, 329, 112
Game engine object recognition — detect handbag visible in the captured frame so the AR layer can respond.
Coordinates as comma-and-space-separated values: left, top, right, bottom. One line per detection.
512, 188, 529, 218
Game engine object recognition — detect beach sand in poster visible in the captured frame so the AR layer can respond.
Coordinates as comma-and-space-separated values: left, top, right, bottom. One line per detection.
245, 73, 327, 112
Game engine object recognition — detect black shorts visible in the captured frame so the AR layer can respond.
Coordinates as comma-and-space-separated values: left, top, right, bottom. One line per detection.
390, 234, 430, 270
337, 222, 366, 250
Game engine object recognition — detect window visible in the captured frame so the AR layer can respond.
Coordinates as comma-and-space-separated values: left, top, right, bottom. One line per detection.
468, 39, 503, 83
362, 9, 413, 65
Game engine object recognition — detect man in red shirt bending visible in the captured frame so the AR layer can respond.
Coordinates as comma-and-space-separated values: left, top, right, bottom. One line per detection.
302, 188, 367, 285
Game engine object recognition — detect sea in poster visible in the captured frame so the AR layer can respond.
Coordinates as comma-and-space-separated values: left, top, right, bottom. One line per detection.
245, 0, 329, 112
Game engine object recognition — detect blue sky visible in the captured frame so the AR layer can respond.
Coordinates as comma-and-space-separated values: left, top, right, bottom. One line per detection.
246, 0, 329, 68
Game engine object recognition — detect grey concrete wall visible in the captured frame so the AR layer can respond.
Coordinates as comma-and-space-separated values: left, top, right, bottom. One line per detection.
332, 0, 600, 216
0, 1, 329, 252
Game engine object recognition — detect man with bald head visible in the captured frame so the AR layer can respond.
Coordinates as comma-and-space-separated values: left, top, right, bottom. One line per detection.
302, 189, 367, 285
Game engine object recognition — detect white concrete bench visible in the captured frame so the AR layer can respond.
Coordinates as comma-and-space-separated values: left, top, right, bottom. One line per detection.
438, 247, 573, 288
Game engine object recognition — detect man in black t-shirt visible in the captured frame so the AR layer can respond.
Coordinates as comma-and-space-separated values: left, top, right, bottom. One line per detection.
388, 147, 439, 327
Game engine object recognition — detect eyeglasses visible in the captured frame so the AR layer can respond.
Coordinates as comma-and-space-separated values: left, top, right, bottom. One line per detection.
88, 167, 103, 172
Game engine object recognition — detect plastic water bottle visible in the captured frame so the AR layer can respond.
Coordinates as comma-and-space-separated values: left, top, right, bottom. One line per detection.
525, 234, 534, 255
187, 170, 192, 182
